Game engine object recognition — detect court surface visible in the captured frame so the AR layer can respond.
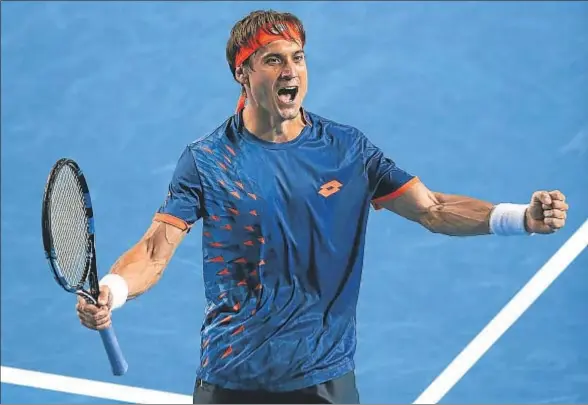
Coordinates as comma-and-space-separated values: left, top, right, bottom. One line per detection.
2, 1, 587, 403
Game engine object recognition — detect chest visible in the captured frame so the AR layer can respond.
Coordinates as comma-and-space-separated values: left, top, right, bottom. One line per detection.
200, 142, 367, 225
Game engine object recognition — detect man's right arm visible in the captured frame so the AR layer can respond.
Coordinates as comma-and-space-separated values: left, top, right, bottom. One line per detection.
110, 144, 203, 301
76, 218, 188, 331
109, 217, 188, 300
77, 145, 203, 330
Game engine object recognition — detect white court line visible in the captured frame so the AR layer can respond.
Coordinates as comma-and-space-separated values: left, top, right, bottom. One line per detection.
414, 219, 588, 404
0, 366, 192, 404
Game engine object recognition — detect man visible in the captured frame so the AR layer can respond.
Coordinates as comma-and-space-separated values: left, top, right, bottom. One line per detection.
76, 9, 569, 404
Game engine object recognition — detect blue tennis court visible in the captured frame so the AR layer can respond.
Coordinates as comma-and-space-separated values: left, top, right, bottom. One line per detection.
2, 1, 587, 403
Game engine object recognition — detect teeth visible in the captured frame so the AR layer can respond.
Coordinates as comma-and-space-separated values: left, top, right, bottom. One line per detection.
277, 86, 298, 103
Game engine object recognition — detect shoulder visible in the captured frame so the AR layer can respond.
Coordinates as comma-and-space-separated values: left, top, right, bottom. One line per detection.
173, 114, 243, 170
306, 110, 369, 151
167, 115, 237, 179
187, 115, 237, 154
306, 110, 364, 137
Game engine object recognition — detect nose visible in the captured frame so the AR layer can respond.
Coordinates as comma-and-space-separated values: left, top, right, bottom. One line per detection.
280, 59, 296, 80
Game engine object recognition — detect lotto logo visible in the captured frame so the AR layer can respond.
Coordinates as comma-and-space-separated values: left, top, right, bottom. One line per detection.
318, 180, 343, 198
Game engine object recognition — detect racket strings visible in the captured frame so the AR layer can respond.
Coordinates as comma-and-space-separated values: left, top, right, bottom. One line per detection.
49, 167, 91, 287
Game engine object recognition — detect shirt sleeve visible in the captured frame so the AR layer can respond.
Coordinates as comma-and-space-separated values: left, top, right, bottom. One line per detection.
361, 132, 420, 209
154, 146, 204, 230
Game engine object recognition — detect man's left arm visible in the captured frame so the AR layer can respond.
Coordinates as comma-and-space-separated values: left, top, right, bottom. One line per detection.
378, 181, 569, 236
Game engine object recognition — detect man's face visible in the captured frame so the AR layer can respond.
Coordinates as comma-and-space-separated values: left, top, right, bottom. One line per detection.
244, 39, 308, 121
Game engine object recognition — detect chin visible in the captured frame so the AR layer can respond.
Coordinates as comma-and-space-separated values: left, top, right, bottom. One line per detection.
277, 104, 301, 120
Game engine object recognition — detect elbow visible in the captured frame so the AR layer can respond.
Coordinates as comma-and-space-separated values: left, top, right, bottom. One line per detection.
143, 234, 172, 272
144, 236, 157, 261
416, 191, 445, 234
417, 205, 445, 234
135, 237, 165, 286
144, 236, 166, 264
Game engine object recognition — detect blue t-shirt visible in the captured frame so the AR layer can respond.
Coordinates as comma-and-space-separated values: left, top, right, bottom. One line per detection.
156, 109, 417, 392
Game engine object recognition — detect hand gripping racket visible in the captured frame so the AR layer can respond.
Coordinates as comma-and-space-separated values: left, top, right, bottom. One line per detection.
41, 158, 128, 376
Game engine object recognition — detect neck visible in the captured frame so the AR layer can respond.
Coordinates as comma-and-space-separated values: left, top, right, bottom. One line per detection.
242, 105, 306, 144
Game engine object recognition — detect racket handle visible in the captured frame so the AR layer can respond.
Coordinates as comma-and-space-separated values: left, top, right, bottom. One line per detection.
99, 325, 128, 376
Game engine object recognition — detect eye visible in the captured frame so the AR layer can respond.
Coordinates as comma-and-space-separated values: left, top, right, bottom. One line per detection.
266, 56, 281, 65
294, 54, 305, 63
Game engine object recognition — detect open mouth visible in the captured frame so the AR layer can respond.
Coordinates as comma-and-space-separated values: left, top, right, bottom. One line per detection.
277, 86, 299, 104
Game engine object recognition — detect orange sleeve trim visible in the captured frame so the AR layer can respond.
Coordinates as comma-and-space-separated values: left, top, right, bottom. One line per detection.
371, 176, 421, 209
153, 213, 190, 231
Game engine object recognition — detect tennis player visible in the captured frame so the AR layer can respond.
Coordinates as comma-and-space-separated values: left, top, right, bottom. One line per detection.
76, 9, 569, 404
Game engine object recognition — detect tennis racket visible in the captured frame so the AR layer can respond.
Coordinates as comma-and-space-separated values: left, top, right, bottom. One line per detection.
41, 158, 128, 376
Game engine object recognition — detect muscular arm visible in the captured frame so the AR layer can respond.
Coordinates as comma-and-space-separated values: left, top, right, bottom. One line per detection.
379, 181, 494, 236
108, 219, 188, 299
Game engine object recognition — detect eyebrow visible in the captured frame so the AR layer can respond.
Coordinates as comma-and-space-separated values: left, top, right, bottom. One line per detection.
262, 50, 305, 59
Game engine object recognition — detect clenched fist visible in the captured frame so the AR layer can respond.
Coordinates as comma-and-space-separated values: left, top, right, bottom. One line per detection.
76, 285, 113, 330
525, 190, 568, 234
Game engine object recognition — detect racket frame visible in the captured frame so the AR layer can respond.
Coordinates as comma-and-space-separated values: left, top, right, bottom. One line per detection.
41, 158, 128, 376
42, 158, 99, 303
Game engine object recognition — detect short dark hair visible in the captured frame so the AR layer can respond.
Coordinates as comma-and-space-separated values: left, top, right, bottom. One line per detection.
226, 9, 306, 81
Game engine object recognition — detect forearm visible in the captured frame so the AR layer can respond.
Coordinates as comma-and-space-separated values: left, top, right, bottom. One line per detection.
101, 220, 184, 305
419, 192, 494, 236
109, 241, 168, 300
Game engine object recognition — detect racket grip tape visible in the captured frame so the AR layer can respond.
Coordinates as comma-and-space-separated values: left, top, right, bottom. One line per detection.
99, 325, 128, 376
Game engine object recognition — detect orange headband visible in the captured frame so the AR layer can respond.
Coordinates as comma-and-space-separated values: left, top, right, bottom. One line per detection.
234, 22, 302, 113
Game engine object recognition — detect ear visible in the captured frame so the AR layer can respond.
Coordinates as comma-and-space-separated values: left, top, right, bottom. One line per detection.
235, 65, 249, 87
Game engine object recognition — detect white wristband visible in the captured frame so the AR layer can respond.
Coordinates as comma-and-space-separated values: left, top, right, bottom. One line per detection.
489, 203, 529, 236
99, 274, 129, 310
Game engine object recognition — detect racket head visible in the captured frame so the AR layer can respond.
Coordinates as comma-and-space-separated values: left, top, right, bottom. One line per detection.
42, 158, 98, 299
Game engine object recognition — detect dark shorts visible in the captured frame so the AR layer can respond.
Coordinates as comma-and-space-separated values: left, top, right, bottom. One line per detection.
193, 371, 360, 404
